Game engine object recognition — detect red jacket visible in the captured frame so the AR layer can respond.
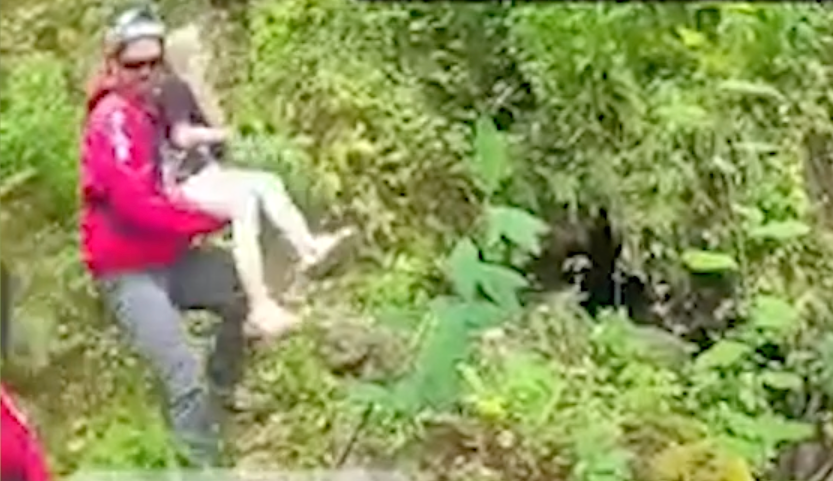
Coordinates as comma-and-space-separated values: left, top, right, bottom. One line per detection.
0, 384, 50, 481
79, 92, 227, 276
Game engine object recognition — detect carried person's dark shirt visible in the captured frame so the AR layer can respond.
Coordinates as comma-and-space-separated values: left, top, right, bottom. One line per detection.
155, 74, 225, 182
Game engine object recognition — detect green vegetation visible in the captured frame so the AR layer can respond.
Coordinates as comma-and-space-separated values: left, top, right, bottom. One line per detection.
2, 2, 833, 480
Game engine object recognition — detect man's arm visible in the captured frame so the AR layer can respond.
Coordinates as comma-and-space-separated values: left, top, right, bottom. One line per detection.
85, 110, 227, 236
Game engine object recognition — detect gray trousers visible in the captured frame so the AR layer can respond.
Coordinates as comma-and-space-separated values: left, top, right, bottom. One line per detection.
97, 246, 248, 467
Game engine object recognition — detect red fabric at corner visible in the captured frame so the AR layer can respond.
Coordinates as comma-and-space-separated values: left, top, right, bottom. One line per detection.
1, 383, 50, 481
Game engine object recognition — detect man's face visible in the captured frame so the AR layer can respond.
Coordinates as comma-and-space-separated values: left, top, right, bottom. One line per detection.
114, 37, 164, 97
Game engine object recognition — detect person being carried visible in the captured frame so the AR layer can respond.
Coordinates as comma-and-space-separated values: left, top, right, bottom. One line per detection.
154, 68, 355, 337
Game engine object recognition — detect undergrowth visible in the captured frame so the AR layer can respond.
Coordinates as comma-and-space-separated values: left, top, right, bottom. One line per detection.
2, 2, 833, 481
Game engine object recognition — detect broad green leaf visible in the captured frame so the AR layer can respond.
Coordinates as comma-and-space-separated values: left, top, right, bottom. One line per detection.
714, 434, 763, 466
744, 413, 814, 446
760, 371, 803, 391
476, 263, 528, 313
676, 27, 707, 48
471, 116, 511, 197
485, 206, 549, 255
766, 418, 814, 444
431, 297, 505, 331
748, 220, 810, 242
445, 239, 526, 311
404, 296, 512, 415
386, 380, 422, 416
718, 79, 784, 101
446, 238, 482, 301
408, 314, 470, 411
750, 295, 799, 333
694, 340, 752, 371
681, 249, 739, 273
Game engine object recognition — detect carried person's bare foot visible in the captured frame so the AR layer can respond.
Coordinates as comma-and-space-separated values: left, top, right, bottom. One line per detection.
297, 226, 358, 278
244, 298, 301, 339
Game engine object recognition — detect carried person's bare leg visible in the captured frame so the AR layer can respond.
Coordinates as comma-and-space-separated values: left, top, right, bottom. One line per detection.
175, 164, 300, 338
227, 168, 356, 275
229, 195, 300, 337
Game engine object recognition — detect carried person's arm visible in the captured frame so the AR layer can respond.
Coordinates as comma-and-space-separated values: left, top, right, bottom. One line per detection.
158, 74, 229, 158
170, 122, 229, 150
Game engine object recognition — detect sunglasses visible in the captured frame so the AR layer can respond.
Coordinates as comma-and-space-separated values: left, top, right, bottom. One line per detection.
119, 57, 162, 71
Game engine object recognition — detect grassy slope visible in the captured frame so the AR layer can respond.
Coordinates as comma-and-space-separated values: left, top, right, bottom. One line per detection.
2, 2, 833, 481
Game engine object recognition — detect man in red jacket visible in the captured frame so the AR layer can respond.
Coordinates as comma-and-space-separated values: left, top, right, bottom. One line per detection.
1, 264, 51, 481
79, 6, 248, 467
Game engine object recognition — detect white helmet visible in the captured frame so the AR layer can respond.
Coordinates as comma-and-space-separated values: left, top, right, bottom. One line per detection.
105, 4, 166, 50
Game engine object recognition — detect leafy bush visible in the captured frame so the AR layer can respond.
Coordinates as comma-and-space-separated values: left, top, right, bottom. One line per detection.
3, 1, 833, 480
0, 53, 81, 221
244, 0, 488, 248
